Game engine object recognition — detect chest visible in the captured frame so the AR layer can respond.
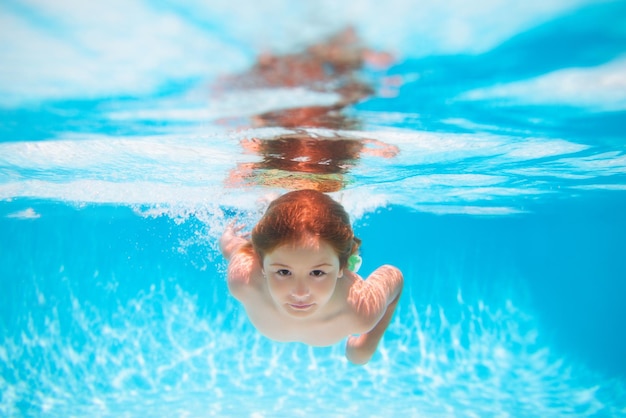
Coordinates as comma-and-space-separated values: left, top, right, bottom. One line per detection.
243, 301, 352, 347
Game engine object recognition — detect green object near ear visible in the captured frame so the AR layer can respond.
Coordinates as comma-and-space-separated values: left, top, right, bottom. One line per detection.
347, 254, 362, 273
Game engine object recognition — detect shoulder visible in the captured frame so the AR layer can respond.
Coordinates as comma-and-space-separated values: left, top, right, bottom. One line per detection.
227, 244, 263, 301
341, 272, 385, 334
343, 266, 404, 332
369, 264, 404, 281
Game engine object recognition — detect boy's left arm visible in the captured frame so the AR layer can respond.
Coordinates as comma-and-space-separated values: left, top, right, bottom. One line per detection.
345, 265, 403, 365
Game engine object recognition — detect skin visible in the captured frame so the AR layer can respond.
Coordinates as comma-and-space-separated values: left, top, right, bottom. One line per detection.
220, 224, 403, 365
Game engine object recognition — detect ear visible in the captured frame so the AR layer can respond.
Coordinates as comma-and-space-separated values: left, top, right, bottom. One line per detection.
338, 268, 344, 279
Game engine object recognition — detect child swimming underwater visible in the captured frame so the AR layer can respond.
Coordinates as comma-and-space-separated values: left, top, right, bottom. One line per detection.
219, 189, 403, 365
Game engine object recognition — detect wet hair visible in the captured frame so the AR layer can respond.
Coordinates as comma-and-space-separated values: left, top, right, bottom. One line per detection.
251, 189, 361, 268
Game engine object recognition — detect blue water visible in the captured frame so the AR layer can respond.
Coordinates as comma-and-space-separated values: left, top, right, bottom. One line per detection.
2, 1, 626, 416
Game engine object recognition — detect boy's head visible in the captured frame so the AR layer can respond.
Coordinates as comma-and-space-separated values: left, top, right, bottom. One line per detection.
251, 189, 360, 268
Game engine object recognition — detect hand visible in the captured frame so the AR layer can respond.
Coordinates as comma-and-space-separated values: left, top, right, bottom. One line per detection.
240, 137, 263, 153
346, 335, 376, 365
223, 219, 249, 241
362, 139, 399, 158
220, 220, 250, 260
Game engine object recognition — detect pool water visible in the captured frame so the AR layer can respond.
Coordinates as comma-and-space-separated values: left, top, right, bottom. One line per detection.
1, 1, 626, 416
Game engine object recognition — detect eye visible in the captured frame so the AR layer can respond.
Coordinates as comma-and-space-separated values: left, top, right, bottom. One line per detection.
310, 270, 327, 278
276, 269, 291, 277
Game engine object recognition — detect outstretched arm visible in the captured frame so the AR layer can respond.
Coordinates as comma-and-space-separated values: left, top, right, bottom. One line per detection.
220, 222, 258, 300
219, 222, 249, 261
345, 265, 403, 365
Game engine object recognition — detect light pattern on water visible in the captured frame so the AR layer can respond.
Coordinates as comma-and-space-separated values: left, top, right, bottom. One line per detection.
2, 276, 624, 417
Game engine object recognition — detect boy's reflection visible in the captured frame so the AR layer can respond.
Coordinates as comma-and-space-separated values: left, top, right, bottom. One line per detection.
222, 27, 398, 192
227, 132, 398, 192
253, 104, 358, 130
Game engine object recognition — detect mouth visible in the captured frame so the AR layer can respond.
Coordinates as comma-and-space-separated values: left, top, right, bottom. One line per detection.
288, 303, 314, 310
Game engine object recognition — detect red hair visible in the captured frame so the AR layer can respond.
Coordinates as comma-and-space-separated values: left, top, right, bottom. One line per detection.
251, 190, 361, 268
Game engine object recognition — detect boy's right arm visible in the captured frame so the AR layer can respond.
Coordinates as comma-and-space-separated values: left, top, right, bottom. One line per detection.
226, 247, 259, 300
219, 223, 249, 261
220, 224, 258, 299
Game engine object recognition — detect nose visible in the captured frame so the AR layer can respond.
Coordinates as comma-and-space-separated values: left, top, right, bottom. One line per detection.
291, 279, 310, 299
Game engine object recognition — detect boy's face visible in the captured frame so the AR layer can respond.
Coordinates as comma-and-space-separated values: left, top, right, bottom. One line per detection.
262, 236, 343, 318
